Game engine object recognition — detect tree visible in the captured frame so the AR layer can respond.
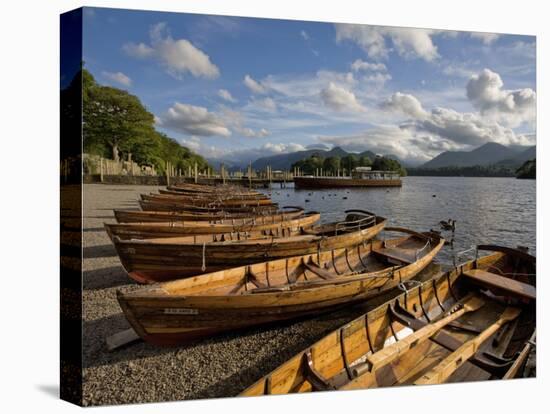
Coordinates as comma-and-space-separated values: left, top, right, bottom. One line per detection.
323, 156, 341, 174
359, 155, 372, 167
341, 154, 359, 172
372, 156, 407, 176
83, 70, 155, 161
516, 159, 536, 179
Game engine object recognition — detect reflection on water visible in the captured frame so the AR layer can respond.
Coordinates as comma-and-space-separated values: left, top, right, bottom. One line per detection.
264, 176, 536, 265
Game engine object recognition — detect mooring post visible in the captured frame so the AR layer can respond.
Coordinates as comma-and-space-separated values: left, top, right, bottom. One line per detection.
99, 157, 104, 183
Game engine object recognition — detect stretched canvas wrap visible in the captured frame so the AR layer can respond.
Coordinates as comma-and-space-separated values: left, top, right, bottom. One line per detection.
60, 6, 536, 407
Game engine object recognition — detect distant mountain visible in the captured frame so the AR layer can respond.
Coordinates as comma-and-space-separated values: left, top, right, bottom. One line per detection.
251, 146, 404, 170
496, 145, 536, 167
206, 158, 243, 172
421, 143, 533, 169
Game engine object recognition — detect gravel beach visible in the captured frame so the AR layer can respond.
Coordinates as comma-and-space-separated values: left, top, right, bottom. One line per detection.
81, 183, 441, 406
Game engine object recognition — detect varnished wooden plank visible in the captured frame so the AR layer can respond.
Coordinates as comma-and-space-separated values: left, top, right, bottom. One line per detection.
105, 328, 141, 351
463, 269, 536, 300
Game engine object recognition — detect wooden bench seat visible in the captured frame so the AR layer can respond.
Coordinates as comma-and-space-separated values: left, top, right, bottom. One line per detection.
462, 269, 536, 300
372, 247, 415, 265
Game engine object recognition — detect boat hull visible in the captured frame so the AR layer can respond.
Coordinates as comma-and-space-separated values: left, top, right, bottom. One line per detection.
117, 230, 444, 345
294, 176, 402, 188
105, 212, 320, 240
113, 217, 387, 283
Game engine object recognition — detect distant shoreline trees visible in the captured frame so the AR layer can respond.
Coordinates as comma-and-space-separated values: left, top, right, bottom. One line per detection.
516, 159, 536, 179
291, 153, 406, 176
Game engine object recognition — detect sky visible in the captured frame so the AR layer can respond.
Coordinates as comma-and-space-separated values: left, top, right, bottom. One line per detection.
82, 7, 536, 166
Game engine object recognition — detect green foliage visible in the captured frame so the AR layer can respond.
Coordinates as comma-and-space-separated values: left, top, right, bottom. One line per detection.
292, 152, 406, 176
323, 156, 341, 172
341, 154, 359, 171
359, 155, 372, 167
372, 156, 407, 176
81, 68, 209, 172
516, 159, 536, 179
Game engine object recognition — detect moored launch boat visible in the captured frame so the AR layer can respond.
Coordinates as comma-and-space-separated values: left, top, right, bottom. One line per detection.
112, 210, 387, 283
116, 227, 444, 345
113, 206, 305, 224
105, 211, 320, 240
240, 245, 535, 395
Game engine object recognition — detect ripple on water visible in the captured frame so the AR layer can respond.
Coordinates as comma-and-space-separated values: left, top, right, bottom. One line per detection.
264, 176, 536, 265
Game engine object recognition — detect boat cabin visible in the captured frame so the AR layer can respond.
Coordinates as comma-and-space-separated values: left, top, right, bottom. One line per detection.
352, 167, 400, 180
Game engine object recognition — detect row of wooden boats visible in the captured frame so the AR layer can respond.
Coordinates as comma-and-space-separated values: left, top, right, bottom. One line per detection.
106, 182, 536, 394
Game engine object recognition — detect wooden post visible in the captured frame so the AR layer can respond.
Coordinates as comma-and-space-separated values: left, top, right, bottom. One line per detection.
248, 163, 252, 190
194, 162, 198, 184
99, 157, 104, 182
166, 161, 170, 186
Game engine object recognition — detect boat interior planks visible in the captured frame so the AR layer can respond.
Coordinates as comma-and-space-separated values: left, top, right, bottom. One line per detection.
240, 245, 535, 395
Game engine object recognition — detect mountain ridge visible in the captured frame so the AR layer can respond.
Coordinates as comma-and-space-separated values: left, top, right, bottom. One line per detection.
421, 143, 535, 169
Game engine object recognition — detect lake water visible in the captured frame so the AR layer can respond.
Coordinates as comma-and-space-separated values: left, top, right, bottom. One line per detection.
263, 176, 536, 266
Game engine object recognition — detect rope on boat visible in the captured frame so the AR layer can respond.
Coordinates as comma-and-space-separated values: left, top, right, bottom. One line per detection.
452, 245, 477, 267
334, 214, 375, 236
487, 265, 536, 278
415, 240, 431, 260
397, 280, 422, 294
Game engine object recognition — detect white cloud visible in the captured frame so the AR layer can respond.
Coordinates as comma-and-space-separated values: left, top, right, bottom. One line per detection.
350, 59, 387, 72
470, 32, 500, 45
122, 42, 155, 59
158, 102, 231, 137
218, 89, 237, 103
240, 128, 270, 138
123, 22, 220, 79
381, 92, 428, 119
179, 139, 306, 164
253, 97, 277, 113
320, 82, 365, 112
363, 72, 392, 87
101, 71, 132, 87
318, 126, 432, 164
243, 74, 269, 94
413, 107, 523, 147
300, 30, 310, 41
220, 107, 271, 138
442, 64, 476, 78
335, 24, 439, 61
262, 142, 306, 154
466, 68, 536, 127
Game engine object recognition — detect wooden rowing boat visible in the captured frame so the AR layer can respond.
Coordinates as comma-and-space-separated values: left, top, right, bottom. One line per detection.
116, 227, 444, 345
105, 211, 320, 240
140, 194, 275, 208
139, 199, 279, 213
159, 189, 269, 199
166, 185, 262, 196
112, 210, 387, 283
114, 206, 305, 224
240, 245, 535, 395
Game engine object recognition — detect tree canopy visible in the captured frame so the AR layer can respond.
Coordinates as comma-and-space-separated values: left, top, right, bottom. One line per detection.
82, 69, 209, 173
291, 153, 406, 176
516, 159, 536, 179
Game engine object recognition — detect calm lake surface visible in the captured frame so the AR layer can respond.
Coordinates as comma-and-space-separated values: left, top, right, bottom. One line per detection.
263, 176, 536, 266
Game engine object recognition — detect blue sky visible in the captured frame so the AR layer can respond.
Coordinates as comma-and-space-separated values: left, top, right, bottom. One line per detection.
82, 7, 536, 165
